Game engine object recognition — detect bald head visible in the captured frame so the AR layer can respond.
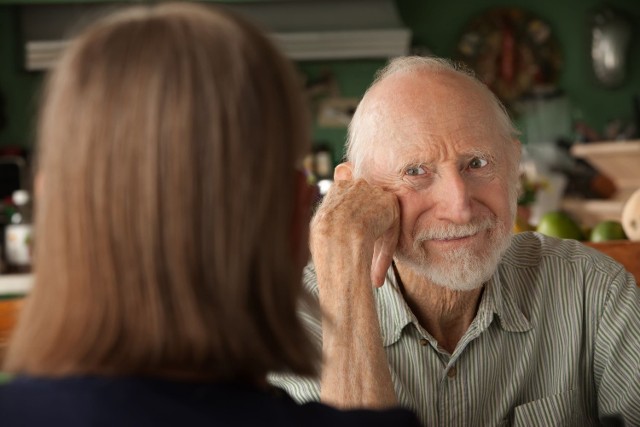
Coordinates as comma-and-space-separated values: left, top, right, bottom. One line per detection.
346, 57, 520, 178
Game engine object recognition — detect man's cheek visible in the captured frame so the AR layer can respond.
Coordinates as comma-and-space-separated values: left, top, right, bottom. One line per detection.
395, 227, 415, 255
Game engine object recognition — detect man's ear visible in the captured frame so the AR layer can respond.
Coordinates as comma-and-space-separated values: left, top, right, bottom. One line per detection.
512, 139, 523, 171
334, 162, 354, 181
513, 139, 522, 160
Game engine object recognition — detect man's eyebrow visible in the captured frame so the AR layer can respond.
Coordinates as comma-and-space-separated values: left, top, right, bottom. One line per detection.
461, 149, 497, 162
387, 146, 500, 176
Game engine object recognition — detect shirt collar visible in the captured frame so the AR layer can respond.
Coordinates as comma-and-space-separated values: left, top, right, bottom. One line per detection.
375, 268, 416, 347
375, 263, 532, 347
481, 268, 532, 333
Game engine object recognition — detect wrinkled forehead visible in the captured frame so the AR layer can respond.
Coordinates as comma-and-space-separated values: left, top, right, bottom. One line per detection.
358, 71, 509, 173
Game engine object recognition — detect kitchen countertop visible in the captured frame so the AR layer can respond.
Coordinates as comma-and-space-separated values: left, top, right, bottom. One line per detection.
0, 274, 32, 297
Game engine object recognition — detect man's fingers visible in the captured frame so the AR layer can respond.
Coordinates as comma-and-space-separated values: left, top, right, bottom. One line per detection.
371, 213, 400, 287
313, 176, 400, 287
371, 244, 391, 287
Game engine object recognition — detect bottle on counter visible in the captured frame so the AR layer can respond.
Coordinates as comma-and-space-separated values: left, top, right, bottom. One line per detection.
4, 190, 33, 273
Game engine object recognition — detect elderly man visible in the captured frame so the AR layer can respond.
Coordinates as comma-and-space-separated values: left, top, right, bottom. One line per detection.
270, 56, 640, 426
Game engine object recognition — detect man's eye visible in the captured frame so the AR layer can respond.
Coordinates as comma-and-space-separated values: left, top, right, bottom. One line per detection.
405, 166, 426, 176
469, 157, 488, 169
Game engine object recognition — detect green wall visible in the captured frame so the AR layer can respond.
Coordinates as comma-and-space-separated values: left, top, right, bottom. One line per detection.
297, 60, 386, 164
306, 0, 640, 159
0, 5, 41, 151
396, 0, 640, 142
1, 0, 640, 163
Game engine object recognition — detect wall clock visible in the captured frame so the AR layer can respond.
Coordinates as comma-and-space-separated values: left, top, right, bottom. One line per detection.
456, 8, 563, 108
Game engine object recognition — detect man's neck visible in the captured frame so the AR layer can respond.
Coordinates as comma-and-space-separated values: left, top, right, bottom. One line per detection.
393, 260, 483, 354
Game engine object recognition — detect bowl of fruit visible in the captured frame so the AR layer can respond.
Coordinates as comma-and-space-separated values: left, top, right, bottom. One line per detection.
525, 188, 640, 284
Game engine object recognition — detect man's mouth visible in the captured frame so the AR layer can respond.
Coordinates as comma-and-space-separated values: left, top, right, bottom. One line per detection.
434, 236, 468, 242
431, 231, 479, 242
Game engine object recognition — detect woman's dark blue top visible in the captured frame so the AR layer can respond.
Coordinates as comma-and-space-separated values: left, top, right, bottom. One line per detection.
0, 375, 420, 427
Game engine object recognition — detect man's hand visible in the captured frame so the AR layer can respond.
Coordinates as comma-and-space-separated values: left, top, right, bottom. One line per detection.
311, 163, 400, 287
310, 162, 400, 409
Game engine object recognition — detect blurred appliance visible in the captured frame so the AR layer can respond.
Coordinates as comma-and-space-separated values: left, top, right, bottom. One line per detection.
591, 6, 632, 88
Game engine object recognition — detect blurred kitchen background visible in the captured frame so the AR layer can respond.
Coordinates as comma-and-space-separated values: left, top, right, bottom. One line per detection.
0, 0, 640, 274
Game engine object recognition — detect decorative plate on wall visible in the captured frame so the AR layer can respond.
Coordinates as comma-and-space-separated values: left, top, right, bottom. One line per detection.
456, 7, 562, 108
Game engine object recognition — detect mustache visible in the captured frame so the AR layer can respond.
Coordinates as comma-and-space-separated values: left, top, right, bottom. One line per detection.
414, 216, 497, 241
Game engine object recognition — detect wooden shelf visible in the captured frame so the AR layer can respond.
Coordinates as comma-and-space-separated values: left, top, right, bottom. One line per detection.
0, 274, 32, 297
568, 140, 640, 226
561, 198, 625, 228
571, 140, 640, 198
0, 298, 24, 356
572, 140, 640, 155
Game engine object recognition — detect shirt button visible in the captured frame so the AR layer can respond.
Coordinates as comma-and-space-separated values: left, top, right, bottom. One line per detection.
447, 366, 457, 378
419, 338, 428, 346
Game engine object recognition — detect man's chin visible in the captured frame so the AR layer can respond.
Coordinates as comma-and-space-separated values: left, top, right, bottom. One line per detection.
396, 256, 491, 291
396, 231, 513, 291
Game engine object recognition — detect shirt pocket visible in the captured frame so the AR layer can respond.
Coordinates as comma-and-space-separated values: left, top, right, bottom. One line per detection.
511, 389, 576, 427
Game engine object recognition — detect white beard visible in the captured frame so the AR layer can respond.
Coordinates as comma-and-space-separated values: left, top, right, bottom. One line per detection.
394, 215, 513, 291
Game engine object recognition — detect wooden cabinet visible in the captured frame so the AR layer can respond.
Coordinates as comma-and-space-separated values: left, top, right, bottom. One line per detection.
0, 297, 24, 363
0, 275, 31, 363
564, 140, 640, 227
586, 241, 640, 285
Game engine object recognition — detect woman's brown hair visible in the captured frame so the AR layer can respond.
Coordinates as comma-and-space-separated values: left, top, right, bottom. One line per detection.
4, 2, 317, 381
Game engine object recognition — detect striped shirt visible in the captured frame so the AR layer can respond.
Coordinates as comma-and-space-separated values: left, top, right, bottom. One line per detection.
270, 232, 640, 426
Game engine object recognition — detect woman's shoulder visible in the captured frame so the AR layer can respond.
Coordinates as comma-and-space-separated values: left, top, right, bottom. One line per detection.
296, 401, 420, 427
0, 375, 419, 427
0, 376, 89, 425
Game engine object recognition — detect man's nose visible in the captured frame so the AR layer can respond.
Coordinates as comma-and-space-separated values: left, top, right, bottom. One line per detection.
432, 170, 472, 224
